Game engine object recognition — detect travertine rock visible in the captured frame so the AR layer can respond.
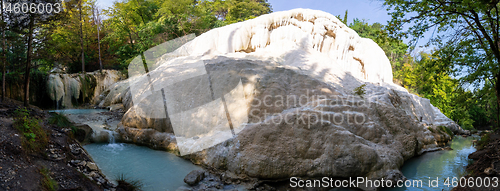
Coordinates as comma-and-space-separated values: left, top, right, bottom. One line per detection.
46, 70, 123, 108
97, 9, 466, 190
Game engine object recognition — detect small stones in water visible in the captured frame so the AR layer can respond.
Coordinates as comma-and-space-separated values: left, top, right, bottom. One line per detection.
69, 158, 115, 189
87, 171, 98, 178
184, 170, 205, 186
86, 162, 98, 171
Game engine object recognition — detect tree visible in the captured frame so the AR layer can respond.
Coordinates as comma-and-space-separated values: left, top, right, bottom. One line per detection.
103, 0, 272, 72
384, 0, 500, 127
348, 19, 409, 84
0, 0, 5, 102
91, 2, 102, 72
348, 16, 476, 129
25, 15, 35, 107
79, 0, 85, 73
6, 0, 61, 106
210, 0, 272, 24
42, 0, 106, 73
336, 10, 348, 24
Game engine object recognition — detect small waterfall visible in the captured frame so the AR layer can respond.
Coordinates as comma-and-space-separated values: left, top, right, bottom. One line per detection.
108, 131, 116, 143
91, 129, 118, 144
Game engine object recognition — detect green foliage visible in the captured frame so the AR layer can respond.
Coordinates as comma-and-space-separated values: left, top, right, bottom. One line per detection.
40, 167, 58, 191
78, 74, 96, 104
427, 126, 436, 133
384, 0, 500, 128
350, 18, 479, 130
48, 112, 77, 134
13, 108, 48, 152
48, 112, 72, 128
101, 0, 271, 70
398, 52, 476, 130
477, 132, 491, 150
335, 10, 349, 25
354, 84, 366, 98
214, 0, 272, 24
438, 125, 454, 137
2, 69, 51, 107
348, 19, 409, 84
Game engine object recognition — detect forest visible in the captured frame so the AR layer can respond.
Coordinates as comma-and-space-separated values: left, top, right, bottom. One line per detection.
0, 0, 499, 131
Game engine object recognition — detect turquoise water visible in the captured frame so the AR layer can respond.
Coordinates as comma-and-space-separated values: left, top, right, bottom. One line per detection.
384, 135, 478, 191
83, 143, 202, 191
329, 136, 478, 191
84, 137, 477, 191
49, 109, 109, 115
72, 108, 477, 191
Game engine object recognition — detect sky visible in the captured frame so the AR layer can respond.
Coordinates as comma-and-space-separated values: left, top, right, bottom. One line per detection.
268, 0, 391, 25
97, 0, 391, 25
95, 0, 430, 51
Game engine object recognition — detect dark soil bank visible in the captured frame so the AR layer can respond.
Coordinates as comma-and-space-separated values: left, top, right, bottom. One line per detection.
0, 98, 111, 191
453, 130, 500, 191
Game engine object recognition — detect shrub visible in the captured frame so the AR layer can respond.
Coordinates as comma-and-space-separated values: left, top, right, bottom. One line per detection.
438, 125, 454, 137
354, 84, 367, 98
13, 108, 48, 152
427, 126, 436, 133
48, 112, 72, 128
40, 167, 58, 191
459, 119, 475, 130
116, 174, 143, 191
477, 132, 491, 150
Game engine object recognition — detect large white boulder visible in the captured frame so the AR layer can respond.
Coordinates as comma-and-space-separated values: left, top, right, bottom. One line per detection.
99, 9, 466, 190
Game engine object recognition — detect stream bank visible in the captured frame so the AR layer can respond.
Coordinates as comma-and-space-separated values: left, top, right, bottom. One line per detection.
59, 107, 481, 191
385, 135, 478, 191
58, 108, 260, 191
452, 129, 500, 191
0, 98, 112, 191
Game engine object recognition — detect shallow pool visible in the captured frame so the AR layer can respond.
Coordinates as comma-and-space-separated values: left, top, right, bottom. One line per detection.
384, 135, 478, 191
83, 143, 202, 191
49, 109, 109, 115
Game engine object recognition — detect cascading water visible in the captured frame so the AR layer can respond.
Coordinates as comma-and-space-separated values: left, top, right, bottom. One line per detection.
83, 143, 203, 191
100, 130, 116, 144
108, 131, 115, 143
56, 108, 202, 191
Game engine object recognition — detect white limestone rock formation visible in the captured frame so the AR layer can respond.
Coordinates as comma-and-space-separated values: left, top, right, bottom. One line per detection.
47, 70, 124, 109
159, 9, 393, 86
98, 9, 466, 190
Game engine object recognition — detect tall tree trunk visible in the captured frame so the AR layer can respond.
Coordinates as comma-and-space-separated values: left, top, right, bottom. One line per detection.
79, 0, 86, 102
79, 0, 85, 73
134, 0, 146, 24
1, 0, 6, 102
24, 16, 35, 107
496, 75, 500, 128
97, 8, 102, 72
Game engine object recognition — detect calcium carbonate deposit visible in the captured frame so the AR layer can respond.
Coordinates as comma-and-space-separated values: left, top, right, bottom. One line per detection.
95, 9, 468, 190
46, 70, 123, 109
